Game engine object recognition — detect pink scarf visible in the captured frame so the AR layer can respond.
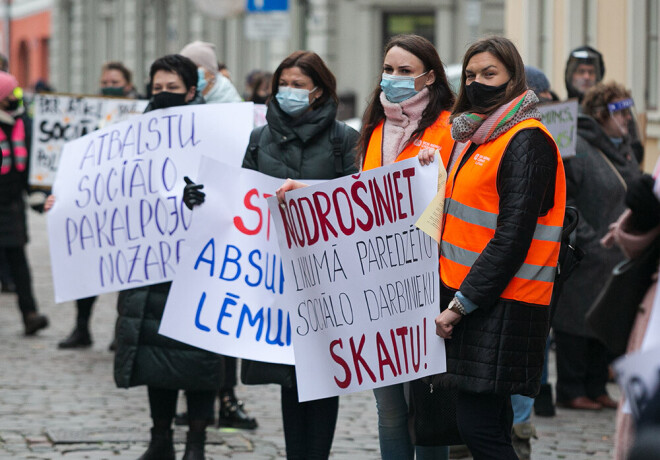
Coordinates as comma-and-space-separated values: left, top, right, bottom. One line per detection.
380, 87, 430, 166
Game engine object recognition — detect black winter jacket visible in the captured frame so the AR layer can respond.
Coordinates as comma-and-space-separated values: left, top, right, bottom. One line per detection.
114, 94, 225, 390
440, 127, 559, 396
242, 100, 359, 179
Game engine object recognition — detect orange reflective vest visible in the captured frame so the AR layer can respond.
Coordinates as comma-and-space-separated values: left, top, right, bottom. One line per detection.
362, 110, 454, 171
440, 119, 566, 306
0, 117, 27, 175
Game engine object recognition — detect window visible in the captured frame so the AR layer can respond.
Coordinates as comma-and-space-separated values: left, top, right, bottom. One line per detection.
382, 12, 435, 49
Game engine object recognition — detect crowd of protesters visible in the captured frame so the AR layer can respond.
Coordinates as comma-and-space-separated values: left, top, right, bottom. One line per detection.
0, 32, 658, 460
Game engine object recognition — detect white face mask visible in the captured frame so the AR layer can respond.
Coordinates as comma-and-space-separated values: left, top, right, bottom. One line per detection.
276, 86, 317, 116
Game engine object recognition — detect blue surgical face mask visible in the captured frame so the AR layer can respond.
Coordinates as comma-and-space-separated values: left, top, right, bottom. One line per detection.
197, 68, 207, 93
276, 86, 317, 116
380, 71, 428, 103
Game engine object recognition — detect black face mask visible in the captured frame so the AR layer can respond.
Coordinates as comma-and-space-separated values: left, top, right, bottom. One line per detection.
5, 100, 19, 112
251, 95, 269, 104
465, 81, 509, 112
151, 91, 187, 110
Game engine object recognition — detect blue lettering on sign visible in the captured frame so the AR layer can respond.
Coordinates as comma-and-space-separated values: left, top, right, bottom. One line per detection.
193, 290, 292, 347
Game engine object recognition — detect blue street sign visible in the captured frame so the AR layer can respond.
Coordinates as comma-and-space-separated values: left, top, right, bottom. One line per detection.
246, 0, 288, 12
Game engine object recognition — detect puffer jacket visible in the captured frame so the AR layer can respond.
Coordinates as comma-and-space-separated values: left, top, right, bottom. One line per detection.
114, 93, 225, 390
241, 99, 359, 179
114, 282, 224, 389
552, 114, 642, 337
440, 128, 559, 397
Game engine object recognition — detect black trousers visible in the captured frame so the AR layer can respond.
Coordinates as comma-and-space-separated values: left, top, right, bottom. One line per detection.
148, 386, 215, 422
3, 246, 37, 317
281, 384, 339, 460
221, 356, 237, 391
554, 330, 611, 402
456, 390, 517, 460
75, 296, 96, 329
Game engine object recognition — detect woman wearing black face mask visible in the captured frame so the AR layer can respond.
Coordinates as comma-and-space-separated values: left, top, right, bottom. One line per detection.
113, 54, 221, 460
428, 37, 566, 459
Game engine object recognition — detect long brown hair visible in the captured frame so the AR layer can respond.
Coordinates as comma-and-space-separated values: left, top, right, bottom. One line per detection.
356, 34, 455, 165
450, 36, 527, 122
271, 51, 337, 110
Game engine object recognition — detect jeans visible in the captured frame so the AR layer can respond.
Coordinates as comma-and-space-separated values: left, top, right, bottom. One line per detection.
373, 383, 449, 460
510, 394, 533, 424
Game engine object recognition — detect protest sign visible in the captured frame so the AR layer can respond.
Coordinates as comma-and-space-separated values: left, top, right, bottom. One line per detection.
615, 346, 660, 419
47, 103, 254, 302
159, 157, 297, 364
29, 93, 149, 187
268, 158, 446, 401
538, 99, 579, 158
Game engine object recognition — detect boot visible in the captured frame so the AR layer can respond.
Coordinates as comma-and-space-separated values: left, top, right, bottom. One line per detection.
218, 393, 258, 429
58, 327, 92, 349
23, 312, 49, 336
138, 427, 174, 460
511, 421, 537, 460
534, 383, 556, 416
182, 430, 206, 460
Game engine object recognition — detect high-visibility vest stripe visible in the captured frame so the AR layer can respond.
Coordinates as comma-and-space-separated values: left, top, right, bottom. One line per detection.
440, 240, 557, 283
363, 110, 454, 171
444, 198, 563, 242
0, 118, 28, 174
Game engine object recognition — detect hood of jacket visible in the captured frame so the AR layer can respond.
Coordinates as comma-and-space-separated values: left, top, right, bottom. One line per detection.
266, 99, 338, 145
565, 45, 605, 100
577, 113, 635, 167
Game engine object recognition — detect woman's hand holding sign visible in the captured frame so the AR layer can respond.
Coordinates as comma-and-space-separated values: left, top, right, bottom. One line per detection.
276, 178, 308, 204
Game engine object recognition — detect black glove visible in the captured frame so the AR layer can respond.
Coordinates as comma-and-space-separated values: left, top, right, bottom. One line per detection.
183, 176, 205, 210
625, 174, 660, 231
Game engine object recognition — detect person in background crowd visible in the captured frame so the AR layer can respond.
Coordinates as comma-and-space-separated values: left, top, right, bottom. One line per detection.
525, 65, 559, 103
99, 61, 141, 99
0, 53, 15, 293
175, 39, 257, 432
564, 46, 604, 103
55, 62, 142, 350
552, 82, 642, 412
217, 62, 232, 81
113, 54, 221, 460
243, 69, 263, 101
564, 46, 644, 164
0, 70, 49, 336
186, 49, 358, 460
247, 71, 272, 104
600, 172, 660, 459
424, 36, 565, 459
358, 33, 454, 460
180, 41, 242, 104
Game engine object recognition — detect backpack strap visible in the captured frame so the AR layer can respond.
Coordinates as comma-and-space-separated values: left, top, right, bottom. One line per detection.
331, 120, 347, 178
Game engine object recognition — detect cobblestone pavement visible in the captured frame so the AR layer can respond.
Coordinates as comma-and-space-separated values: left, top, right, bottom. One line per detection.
0, 211, 619, 459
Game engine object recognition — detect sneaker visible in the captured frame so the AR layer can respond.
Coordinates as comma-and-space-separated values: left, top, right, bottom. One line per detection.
219, 395, 258, 430
511, 421, 537, 460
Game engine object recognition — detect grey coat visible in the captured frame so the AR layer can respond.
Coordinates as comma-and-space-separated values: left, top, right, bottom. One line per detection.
552, 115, 642, 337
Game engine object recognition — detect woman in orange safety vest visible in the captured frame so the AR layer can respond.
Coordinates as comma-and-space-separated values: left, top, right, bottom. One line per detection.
357, 34, 455, 460
420, 36, 566, 459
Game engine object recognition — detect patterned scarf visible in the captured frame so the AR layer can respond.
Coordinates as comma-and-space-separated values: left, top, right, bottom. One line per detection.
451, 90, 541, 144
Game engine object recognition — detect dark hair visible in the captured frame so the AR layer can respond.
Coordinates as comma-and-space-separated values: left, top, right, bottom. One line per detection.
149, 54, 198, 91
450, 36, 527, 121
101, 61, 133, 85
582, 81, 632, 123
357, 34, 455, 165
217, 62, 227, 72
249, 72, 273, 102
271, 51, 338, 109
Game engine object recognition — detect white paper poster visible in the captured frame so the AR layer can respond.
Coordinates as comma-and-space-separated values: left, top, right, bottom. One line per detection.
538, 99, 579, 159
47, 103, 254, 302
29, 94, 149, 187
268, 158, 446, 401
159, 158, 297, 365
